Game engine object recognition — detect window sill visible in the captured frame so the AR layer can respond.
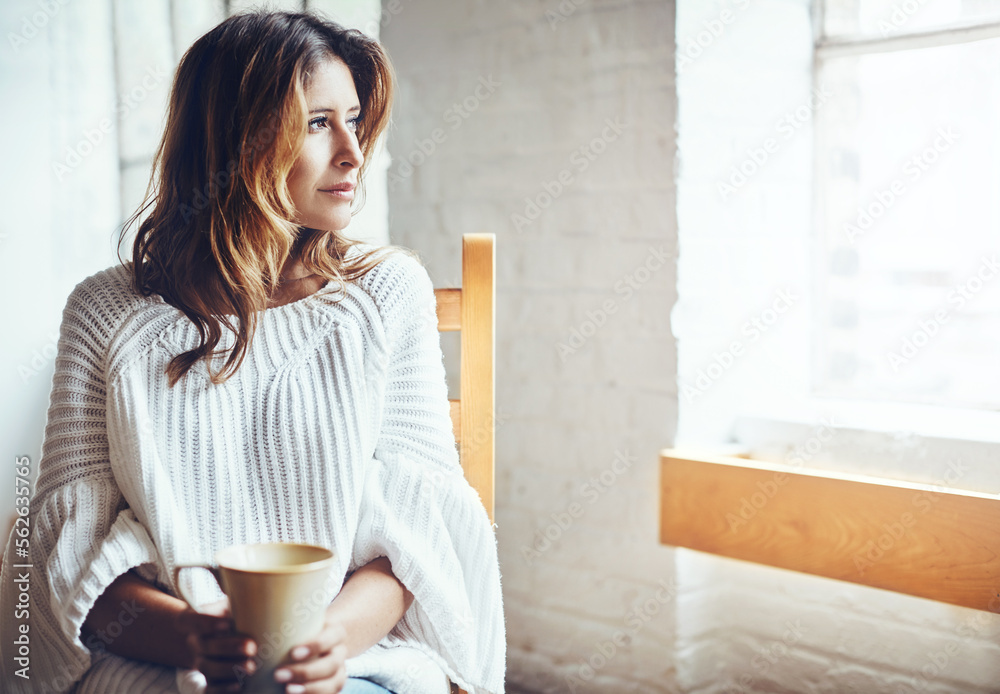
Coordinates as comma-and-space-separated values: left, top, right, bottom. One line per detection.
658, 448, 1000, 612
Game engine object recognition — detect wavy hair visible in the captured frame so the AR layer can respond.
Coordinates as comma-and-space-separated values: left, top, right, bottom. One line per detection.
118, 10, 416, 387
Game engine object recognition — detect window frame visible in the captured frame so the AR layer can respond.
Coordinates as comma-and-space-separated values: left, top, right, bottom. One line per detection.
793, 0, 1000, 448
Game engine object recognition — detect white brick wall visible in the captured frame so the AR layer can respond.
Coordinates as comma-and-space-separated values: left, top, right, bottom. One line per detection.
381, 1, 679, 692
385, 1, 1000, 693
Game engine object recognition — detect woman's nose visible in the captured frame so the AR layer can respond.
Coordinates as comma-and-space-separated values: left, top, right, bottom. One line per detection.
334, 131, 363, 169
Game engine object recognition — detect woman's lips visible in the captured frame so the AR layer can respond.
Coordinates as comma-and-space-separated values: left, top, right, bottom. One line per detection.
319, 184, 354, 200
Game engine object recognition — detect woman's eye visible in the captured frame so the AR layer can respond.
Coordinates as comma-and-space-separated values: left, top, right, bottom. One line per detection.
307, 115, 361, 133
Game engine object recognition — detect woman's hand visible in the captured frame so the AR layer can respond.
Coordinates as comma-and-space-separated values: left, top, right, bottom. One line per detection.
174, 597, 259, 694
271, 610, 349, 694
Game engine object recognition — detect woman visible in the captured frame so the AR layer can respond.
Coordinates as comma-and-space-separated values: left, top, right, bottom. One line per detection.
0, 11, 505, 694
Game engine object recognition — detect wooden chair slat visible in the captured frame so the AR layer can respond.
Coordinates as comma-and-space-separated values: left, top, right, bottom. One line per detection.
435, 288, 462, 332
458, 234, 495, 525
433, 235, 495, 694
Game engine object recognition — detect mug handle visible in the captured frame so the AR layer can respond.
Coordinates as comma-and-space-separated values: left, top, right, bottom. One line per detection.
172, 563, 223, 610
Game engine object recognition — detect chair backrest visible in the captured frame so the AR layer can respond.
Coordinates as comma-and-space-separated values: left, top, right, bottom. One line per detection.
434, 233, 496, 524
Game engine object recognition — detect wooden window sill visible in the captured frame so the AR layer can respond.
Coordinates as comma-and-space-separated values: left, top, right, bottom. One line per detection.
658, 449, 1000, 612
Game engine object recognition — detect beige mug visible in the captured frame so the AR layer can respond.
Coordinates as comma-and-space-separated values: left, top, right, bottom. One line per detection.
173, 542, 337, 693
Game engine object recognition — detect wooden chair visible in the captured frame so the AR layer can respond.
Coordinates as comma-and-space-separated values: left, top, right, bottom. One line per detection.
434, 233, 496, 525
434, 233, 495, 694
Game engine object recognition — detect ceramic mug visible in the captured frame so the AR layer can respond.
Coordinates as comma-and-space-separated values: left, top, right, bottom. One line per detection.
173, 542, 337, 693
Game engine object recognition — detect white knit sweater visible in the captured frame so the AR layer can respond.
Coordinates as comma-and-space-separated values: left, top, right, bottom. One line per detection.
0, 245, 506, 694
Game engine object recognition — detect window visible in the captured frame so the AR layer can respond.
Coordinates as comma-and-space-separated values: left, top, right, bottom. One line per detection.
675, 0, 1000, 450
823, 0, 1000, 40
814, 1, 1000, 410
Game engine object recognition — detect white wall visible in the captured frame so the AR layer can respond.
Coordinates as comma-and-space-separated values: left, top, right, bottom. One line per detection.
0, 0, 386, 533
380, 1, 680, 692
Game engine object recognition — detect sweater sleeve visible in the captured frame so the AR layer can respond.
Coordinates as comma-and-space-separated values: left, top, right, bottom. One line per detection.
348, 254, 506, 694
0, 276, 161, 694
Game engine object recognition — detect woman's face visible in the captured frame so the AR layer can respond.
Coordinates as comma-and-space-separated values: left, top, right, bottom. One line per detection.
286, 57, 364, 232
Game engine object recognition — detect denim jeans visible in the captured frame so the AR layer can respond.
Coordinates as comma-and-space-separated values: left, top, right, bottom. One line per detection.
342, 677, 396, 694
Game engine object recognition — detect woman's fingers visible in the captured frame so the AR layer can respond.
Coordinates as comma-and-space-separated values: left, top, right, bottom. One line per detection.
281, 666, 349, 694
198, 633, 257, 658
182, 605, 352, 692
294, 619, 348, 656
274, 643, 347, 693
195, 629, 258, 682
175, 601, 258, 687
175, 606, 234, 670
197, 651, 257, 683
274, 642, 348, 684
175, 606, 232, 635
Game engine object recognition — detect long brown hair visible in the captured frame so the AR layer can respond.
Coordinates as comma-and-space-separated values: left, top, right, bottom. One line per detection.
118, 11, 415, 387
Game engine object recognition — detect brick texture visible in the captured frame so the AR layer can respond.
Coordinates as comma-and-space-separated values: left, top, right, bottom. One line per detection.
382, 0, 680, 692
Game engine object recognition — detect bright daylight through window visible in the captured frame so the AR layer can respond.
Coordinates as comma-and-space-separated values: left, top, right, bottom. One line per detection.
675, 0, 1000, 447
815, 0, 1000, 410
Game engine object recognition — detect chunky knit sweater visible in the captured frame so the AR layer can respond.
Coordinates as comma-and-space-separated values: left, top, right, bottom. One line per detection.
0, 245, 506, 694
